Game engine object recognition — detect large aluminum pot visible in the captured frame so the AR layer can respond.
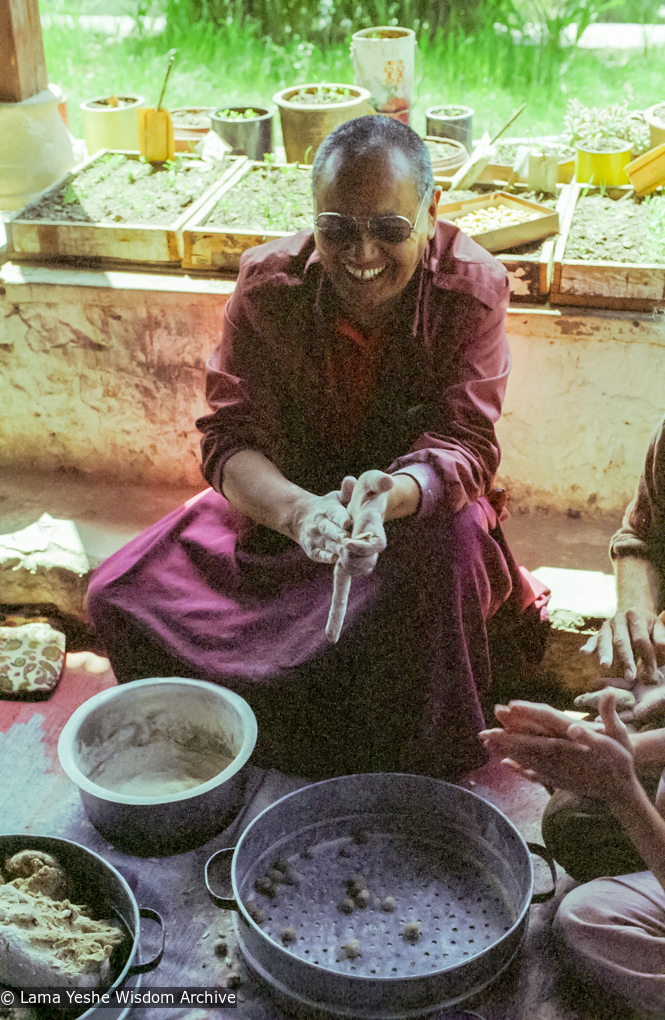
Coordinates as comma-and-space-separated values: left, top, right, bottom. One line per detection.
58, 678, 257, 856
205, 774, 555, 1019
0, 834, 163, 1020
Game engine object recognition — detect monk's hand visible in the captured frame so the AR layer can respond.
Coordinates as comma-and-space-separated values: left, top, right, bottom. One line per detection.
580, 608, 665, 686
292, 490, 351, 564
337, 470, 394, 578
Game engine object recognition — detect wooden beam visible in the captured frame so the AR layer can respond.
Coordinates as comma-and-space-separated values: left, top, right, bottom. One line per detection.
0, 0, 48, 103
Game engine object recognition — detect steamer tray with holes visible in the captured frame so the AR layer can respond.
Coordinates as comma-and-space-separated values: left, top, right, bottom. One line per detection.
205, 773, 554, 1019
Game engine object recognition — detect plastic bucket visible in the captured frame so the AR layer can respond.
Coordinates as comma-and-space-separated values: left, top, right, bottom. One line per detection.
210, 107, 273, 160
575, 142, 632, 185
351, 27, 416, 125
81, 95, 145, 156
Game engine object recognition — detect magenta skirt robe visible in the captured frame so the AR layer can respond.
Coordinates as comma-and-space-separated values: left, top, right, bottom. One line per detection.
87, 487, 532, 779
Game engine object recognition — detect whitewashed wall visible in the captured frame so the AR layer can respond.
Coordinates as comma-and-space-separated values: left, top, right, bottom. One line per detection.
1, 265, 664, 511
497, 306, 665, 512
0, 267, 234, 487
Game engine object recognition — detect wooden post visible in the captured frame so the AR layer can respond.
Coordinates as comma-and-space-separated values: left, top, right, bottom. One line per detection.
0, 0, 49, 103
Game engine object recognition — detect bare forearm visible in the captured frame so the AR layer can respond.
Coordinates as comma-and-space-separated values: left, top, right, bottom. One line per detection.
384, 474, 421, 521
221, 449, 309, 540
615, 556, 661, 613
611, 778, 665, 892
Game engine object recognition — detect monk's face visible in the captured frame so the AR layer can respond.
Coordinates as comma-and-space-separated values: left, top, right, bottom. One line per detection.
313, 146, 439, 326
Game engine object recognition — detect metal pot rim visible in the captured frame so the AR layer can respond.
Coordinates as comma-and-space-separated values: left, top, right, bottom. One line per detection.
57, 677, 257, 806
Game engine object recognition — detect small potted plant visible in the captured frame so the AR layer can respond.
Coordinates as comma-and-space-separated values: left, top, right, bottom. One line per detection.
423, 136, 469, 174
425, 105, 474, 153
482, 139, 575, 185
210, 106, 274, 161
563, 99, 650, 186
170, 107, 214, 152
272, 83, 372, 164
80, 94, 145, 156
644, 102, 665, 148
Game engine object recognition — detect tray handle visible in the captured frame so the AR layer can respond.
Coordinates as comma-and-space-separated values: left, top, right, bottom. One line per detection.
127, 907, 165, 975
205, 847, 240, 911
527, 841, 557, 903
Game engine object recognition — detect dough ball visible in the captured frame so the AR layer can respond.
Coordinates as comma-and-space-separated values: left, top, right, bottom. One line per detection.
341, 939, 362, 960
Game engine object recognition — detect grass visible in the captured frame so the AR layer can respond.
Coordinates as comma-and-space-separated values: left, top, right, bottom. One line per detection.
40, 0, 665, 146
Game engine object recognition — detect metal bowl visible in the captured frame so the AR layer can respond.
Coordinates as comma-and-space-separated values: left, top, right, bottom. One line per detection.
0, 834, 163, 1020
58, 677, 257, 856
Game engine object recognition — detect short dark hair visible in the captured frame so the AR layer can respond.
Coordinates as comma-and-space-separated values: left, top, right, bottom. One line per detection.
311, 115, 435, 199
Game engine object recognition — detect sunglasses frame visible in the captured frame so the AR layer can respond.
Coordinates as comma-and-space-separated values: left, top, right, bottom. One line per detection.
315, 190, 429, 246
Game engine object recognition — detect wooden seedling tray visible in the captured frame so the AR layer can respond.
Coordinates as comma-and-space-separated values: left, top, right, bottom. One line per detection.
182, 160, 313, 271
6, 151, 241, 267
551, 183, 665, 312
437, 191, 560, 252
437, 186, 567, 303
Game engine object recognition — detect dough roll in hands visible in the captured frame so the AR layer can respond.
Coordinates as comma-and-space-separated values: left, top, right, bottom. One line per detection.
326, 472, 394, 643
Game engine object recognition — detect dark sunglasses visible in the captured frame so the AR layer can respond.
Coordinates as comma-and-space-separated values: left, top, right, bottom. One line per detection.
316, 191, 428, 245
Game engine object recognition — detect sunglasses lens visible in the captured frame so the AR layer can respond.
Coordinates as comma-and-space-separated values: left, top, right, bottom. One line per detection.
316, 214, 357, 243
371, 218, 412, 244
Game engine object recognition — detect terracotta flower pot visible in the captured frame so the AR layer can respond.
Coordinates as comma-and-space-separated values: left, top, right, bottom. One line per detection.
170, 107, 213, 152
575, 138, 632, 186
423, 136, 468, 174
272, 84, 372, 164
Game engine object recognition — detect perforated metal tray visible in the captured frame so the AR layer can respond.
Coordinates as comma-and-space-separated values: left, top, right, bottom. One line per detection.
207, 774, 539, 1018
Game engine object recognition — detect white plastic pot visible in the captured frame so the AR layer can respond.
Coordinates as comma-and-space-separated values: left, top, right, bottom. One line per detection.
80, 94, 145, 156
0, 85, 76, 211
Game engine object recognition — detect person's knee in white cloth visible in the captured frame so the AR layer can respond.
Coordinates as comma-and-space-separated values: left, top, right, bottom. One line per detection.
555, 872, 665, 1017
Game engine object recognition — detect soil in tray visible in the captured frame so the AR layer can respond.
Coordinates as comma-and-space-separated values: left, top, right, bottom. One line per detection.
204, 164, 313, 232
491, 140, 575, 167
564, 192, 665, 262
18, 152, 227, 226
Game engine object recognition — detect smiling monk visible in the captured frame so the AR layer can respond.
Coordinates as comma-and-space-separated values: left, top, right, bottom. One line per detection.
87, 116, 540, 779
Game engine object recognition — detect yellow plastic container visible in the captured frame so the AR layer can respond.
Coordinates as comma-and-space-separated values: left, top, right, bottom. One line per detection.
138, 108, 175, 162
624, 142, 665, 195
575, 141, 632, 186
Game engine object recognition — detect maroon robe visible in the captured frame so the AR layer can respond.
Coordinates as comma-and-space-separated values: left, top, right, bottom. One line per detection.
87, 223, 536, 779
